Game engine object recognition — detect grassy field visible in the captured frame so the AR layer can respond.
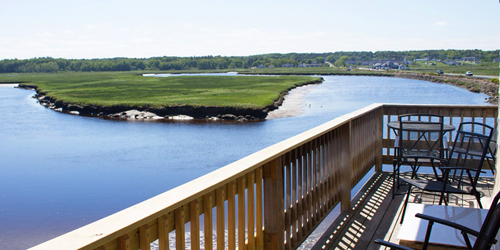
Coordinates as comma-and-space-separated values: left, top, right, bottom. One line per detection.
0, 72, 322, 109
237, 64, 499, 77
409, 61, 499, 76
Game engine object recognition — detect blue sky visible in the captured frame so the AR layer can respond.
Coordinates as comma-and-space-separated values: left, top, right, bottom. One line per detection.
1, 0, 499, 59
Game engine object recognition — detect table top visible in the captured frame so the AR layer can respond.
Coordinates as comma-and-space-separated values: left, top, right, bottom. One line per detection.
388, 121, 455, 132
398, 204, 493, 249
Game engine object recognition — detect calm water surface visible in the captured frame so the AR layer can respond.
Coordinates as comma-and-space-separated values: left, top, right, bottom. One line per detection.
0, 76, 490, 249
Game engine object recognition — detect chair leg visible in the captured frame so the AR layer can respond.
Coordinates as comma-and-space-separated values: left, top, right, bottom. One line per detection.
422, 220, 435, 250
465, 170, 483, 208
392, 160, 397, 199
438, 171, 450, 206
430, 159, 440, 181
473, 185, 483, 208
486, 157, 495, 174
392, 159, 401, 199
400, 184, 412, 224
475, 193, 483, 209
410, 159, 419, 179
396, 163, 401, 189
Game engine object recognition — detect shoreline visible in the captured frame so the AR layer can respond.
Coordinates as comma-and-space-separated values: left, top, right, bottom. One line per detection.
393, 72, 498, 105
14, 72, 498, 122
266, 84, 319, 119
246, 72, 498, 104
18, 78, 324, 122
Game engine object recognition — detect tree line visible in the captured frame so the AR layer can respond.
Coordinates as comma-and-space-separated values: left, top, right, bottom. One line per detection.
0, 50, 498, 73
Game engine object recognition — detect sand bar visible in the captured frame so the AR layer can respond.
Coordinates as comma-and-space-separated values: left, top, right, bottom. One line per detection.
266, 84, 319, 119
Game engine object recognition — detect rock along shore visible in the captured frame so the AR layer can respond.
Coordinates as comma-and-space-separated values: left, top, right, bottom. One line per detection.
18, 78, 324, 122
16, 73, 497, 122
393, 72, 498, 105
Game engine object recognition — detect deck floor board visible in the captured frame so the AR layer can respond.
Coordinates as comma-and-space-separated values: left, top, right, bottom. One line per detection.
311, 170, 495, 250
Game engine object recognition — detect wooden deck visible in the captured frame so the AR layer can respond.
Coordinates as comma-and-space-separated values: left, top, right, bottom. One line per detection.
312, 170, 495, 250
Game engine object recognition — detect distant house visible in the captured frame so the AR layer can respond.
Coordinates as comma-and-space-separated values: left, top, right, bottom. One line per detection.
402, 57, 412, 66
258, 65, 265, 68
372, 61, 399, 70
443, 60, 461, 66
346, 60, 372, 66
282, 64, 294, 68
298, 63, 323, 68
463, 57, 477, 63
493, 58, 500, 63
414, 58, 429, 62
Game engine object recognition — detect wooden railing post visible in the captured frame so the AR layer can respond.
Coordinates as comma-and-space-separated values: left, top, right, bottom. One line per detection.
375, 107, 384, 172
263, 158, 284, 250
340, 122, 352, 212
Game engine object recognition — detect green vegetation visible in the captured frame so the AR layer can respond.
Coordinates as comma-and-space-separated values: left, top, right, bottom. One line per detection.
409, 61, 499, 76
1, 49, 498, 75
1, 72, 321, 109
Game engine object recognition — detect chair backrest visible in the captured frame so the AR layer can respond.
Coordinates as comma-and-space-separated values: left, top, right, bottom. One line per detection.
473, 190, 500, 249
447, 122, 495, 185
398, 114, 445, 160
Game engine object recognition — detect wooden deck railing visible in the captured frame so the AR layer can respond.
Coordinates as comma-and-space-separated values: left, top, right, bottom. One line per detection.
29, 104, 497, 250
382, 104, 498, 166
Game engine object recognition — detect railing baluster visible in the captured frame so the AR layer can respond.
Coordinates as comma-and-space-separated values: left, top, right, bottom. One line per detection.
190, 200, 200, 250
204, 193, 213, 250
255, 167, 264, 250
340, 122, 352, 212
216, 187, 225, 250
140, 224, 151, 250
307, 141, 313, 232
291, 148, 298, 246
238, 176, 246, 250
263, 159, 284, 250
227, 181, 236, 250
297, 146, 304, 240
118, 234, 130, 250
174, 208, 185, 250
320, 135, 327, 216
284, 152, 291, 248
158, 214, 170, 250
248, 171, 255, 250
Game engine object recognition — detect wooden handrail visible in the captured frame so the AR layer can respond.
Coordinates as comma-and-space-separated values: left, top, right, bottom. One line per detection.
29, 103, 497, 250
382, 104, 498, 165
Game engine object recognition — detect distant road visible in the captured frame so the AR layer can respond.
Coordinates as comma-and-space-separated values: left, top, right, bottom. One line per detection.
445, 73, 499, 79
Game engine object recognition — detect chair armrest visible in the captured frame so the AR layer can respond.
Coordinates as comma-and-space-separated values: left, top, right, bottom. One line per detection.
374, 239, 415, 250
439, 166, 486, 173
415, 213, 480, 237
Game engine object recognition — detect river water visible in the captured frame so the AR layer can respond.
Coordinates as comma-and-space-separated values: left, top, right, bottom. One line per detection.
0, 75, 490, 249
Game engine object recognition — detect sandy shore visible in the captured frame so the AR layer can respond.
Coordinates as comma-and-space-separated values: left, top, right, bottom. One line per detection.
266, 84, 319, 119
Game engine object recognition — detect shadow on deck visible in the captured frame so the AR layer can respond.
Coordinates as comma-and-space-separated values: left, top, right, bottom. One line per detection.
312, 171, 495, 250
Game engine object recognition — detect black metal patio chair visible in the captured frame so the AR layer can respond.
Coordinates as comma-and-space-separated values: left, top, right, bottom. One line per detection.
374, 190, 500, 250
392, 114, 446, 197
399, 122, 494, 224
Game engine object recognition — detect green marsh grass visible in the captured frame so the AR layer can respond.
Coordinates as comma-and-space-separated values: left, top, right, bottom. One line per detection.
1, 72, 322, 109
